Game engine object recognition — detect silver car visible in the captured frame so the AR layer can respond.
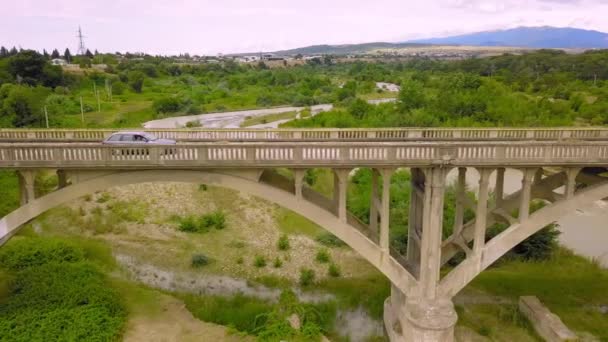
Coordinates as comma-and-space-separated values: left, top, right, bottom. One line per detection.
103, 132, 176, 145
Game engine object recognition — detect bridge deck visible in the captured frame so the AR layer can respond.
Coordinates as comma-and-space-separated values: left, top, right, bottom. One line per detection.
2, 127, 608, 142
2, 140, 608, 168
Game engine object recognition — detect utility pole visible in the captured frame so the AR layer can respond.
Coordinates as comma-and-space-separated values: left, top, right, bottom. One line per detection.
94, 83, 100, 112
44, 106, 49, 128
80, 96, 85, 126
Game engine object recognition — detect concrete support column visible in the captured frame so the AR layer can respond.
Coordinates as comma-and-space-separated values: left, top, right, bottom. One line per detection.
387, 168, 457, 342
333, 169, 350, 222
534, 167, 544, 183
495, 167, 505, 208
519, 169, 536, 222
380, 168, 393, 251
564, 168, 581, 199
293, 169, 305, 200
453, 167, 466, 236
57, 169, 68, 189
419, 167, 447, 299
474, 168, 492, 253
407, 168, 425, 265
370, 169, 379, 233
18, 170, 36, 205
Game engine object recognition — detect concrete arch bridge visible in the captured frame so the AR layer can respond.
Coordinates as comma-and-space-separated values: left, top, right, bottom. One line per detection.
1, 128, 608, 341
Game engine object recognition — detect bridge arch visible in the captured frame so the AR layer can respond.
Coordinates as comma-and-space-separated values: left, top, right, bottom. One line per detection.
0, 169, 416, 291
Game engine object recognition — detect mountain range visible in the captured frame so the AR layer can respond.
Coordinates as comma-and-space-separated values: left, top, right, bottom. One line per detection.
266, 26, 608, 56
407, 26, 608, 49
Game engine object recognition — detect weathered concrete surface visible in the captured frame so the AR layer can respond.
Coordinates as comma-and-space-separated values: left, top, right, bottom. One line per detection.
519, 296, 578, 342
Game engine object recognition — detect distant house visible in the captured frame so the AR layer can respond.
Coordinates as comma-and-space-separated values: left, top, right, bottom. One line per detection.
51, 58, 67, 66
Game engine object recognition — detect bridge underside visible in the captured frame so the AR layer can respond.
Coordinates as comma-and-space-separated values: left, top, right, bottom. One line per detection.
2, 165, 607, 342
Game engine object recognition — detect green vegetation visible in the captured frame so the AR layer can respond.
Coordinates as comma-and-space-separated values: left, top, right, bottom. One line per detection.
0, 171, 19, 217
273, 257, 283, 268
254, 255, 267, 268
315, 232, 346, 248
299, 268, 316, 286
328, 263, 341, 278
177, 210, 226, 233
275, 208, 323, 238
240, 111, 298, 127
277, 234, 290, 251
191, 253, 210, 268
315, 249, 331, 263
0, 237, 126, 341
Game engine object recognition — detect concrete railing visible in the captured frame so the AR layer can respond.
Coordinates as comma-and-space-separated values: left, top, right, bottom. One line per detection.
2, 141, 608, 168
1, 127, 608, 142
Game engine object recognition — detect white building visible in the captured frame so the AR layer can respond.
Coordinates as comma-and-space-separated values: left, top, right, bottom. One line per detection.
51, 58, 67, 66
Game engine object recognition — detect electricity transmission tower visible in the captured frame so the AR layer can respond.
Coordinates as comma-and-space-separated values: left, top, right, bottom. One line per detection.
76, 26, 86, 55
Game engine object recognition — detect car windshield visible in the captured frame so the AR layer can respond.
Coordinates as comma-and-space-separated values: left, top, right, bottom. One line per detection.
142, 133, 158, 141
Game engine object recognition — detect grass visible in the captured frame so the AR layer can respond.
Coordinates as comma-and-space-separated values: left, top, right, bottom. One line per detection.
0, 171, 20, 217
240, 111, 298, 127
316, 274, 390, 320
468, 248, 608, 339
456, 304, 540, 341
277, 234, 290, 251
275, 208, 323, 238
316, 249, 331, 263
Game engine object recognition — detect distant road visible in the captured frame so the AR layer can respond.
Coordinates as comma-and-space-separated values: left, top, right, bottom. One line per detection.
143, 99, 396, 129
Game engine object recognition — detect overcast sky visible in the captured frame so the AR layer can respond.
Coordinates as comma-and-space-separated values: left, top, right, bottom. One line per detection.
2, 0, 607, 55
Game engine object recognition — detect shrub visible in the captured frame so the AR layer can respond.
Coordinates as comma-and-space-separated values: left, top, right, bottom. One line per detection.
277, 234, 290, 251
315, 249, 330, 263
191, 253, 210, 268
236, 256, 244, 264
177, 210, 226, 233
178, 215, 199, 233
96, 192, 111, 203
273, 257, 283, 268
254, 255, 266, 268
199, 184, 208, 191
201, 210, 226, 230
153, 96, 183, 114
0, 238, 126, 341
299, 268, 315, 286
328, 263, 341, 277
316, 233, 346, 248
0, 238, 84, 271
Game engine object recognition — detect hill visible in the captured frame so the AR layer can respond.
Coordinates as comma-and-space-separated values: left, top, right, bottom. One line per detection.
407, 26, 608, 49
270, 42, 429, 55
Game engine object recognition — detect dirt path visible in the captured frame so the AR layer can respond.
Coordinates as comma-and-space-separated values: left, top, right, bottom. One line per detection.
123, 292, 252, 342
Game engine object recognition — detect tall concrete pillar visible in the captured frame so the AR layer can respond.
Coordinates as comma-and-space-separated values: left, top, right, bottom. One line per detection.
57, 169, 68, 189
370, 169, 379, 233
495, 167, 505, 208
389, 167, 457, 342
380, 168, 393, 251
18, 170, 36, 205
519, 169, 536, 222
293, 169, 305, 200
406, 168, 425, 265
564, 168, 580, 199
333, 169, 350, 222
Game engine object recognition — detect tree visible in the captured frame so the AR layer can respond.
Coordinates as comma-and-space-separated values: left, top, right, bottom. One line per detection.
1, 86, 42, 127
398, 80, 425, 112
9, 47, 18, 55
63, 48, 72, 63
43, 49, 49, 59
7, 50, 47, 85
85, 49, 94, 59
94, 49, 99, 55
51, 49, 60, 59
127, 71, 145, 93
0, 46, 7, 58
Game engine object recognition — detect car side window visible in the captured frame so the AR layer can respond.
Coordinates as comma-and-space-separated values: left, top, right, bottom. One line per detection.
134, 135, 146, 142
108, 135, 121, 141
120, 134, 135, 142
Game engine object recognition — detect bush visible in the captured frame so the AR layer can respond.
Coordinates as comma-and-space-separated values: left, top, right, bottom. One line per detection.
315, 249, 330, 263
178, 215, 199, 233
0, 238, 126, 341
177, 210, 226, 233
277, 234, 290, 251
254, 255, 266, 268
236, 256, 244, 264
201, 210, 226, 230
0, 238, 84, 271
273, 257, 283, 268
153, 96, 183, 114
299, 268, 315, 286
328, 263, 341, 277
316, 232, 346, 248
191, 253, 210, 268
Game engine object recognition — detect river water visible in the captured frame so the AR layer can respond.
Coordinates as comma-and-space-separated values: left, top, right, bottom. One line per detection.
446, 168, 608, 267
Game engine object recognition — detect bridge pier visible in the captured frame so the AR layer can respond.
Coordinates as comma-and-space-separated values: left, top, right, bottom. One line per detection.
18, 170, 36, 205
